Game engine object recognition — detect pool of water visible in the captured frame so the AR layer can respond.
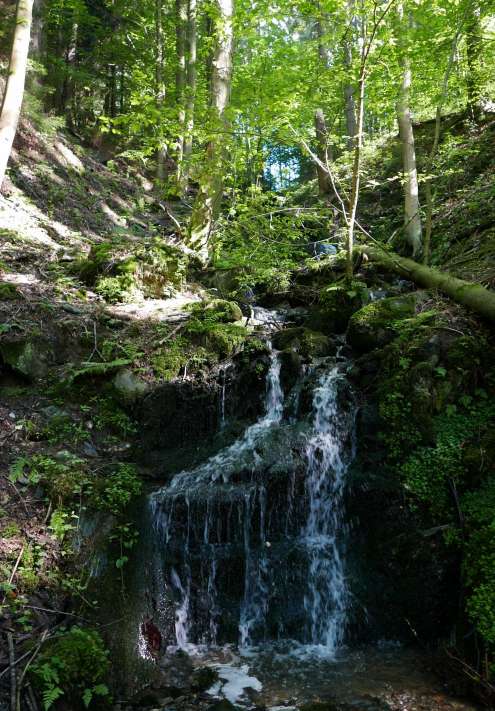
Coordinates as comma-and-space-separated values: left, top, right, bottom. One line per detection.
189, 643, 478, 711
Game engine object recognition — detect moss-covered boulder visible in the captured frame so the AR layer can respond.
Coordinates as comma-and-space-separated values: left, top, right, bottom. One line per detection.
0, 338, 54, 380
204, 299, 243, 323
74, 238, 188, 303
347, 294, 417, 352
307, 281, 369, 334
272, 327, 333, 359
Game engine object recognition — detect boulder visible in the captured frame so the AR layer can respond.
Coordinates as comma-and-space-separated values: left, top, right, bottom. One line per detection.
0, 337, 54, 380
114, 368, 151, 404
307, 282, 369, 334
347, 295, 417, 352
272, 327, 334, 359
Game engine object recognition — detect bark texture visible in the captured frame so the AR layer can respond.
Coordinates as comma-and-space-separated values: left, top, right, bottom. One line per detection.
314, 109, 332, 196
0, 0, 35, 189
187, 0, 233, 259
395, 4, 422, 258
182, 0, 198, 190
355, 245, 495, 323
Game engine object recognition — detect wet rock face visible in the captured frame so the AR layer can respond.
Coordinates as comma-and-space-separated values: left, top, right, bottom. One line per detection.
136, 351, 271, 474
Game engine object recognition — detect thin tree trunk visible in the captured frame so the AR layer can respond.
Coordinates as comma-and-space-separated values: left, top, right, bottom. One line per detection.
346, 65, 365, 278
175, 0, 188, 184
188, 0, 233, 259
355, 245, 495, 323
343, 0, 357, 150
465, 0, 482, 121
346, 0, 396, 278
182, 0, 198, 191
315, 108, 332, 196
395, 4, 422, 258
155, 0, 168, 182
0, 0, 34, 190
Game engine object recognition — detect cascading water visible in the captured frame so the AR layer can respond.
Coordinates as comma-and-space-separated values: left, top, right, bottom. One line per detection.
147, 346, 356, 656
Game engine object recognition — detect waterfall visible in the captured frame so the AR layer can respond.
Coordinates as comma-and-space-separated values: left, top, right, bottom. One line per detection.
303, 367, 355, 653
148, 348, 356, 655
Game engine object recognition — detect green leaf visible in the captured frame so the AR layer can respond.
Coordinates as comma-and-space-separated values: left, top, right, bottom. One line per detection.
83, 688, 93, 708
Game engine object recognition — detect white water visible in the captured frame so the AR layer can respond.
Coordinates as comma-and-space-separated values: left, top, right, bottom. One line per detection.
302, 367, 354, 654
148, 348, 356, 657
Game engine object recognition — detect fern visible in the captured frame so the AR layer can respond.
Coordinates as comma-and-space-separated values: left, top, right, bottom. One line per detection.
42, 686, 63, 710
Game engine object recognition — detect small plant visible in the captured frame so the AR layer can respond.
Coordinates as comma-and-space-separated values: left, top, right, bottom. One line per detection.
31, 627, 111, 710
90, 463, 142, 516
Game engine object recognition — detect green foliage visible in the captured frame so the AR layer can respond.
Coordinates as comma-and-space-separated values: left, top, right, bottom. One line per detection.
373, 311, 495, 671
31, 627, 110, 710
89, 463, 142, 517
95, 275, 135, 304
402, 399, 495, 514
212, 191, 309, 295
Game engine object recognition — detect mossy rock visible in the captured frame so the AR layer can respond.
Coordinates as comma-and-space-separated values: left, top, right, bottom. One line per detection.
204, 324, 248, 358
0, 338, 54, 380
0, 283, 20, 300
272, 327, 333, 359
74, 238, 188, 302
308, 281, 369, 334
347, 295, 417, 352
205, 299, 243, 323
113, 368, 150, 404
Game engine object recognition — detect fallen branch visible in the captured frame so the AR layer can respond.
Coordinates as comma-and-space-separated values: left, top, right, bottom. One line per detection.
355, 244, 495, 323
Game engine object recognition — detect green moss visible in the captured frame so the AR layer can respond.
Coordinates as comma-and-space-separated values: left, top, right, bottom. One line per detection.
0, 282, 20, 300
347, 294, 418, 351
310, 280, 368, 334
272, 326, 331, 358
73, 238, 188, 302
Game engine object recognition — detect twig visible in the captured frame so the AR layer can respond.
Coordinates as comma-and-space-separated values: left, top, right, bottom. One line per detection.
0, 476, 29, 514
22, 605, 92, 622
7, 632, 16, 711
159, 202, 183, 235
16, 629, 49, 711
1, 546, 25, 607
0, 649, 32, 680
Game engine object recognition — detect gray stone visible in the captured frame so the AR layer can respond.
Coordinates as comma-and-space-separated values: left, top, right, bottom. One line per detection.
114, 368, 150, 404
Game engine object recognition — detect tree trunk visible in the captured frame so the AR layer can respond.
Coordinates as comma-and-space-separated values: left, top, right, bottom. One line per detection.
346, 64, 365, 278
175, 0, 188, 184
0, 0, 34, 190
465, 0, 482, 122
187, 0, 233, 260
314, 109, 332, 196
395, 4, 422, 258
343, 0, 357, 150
355, 245, 495, 323
155, 0, 168, 183
182, 0, 198, 191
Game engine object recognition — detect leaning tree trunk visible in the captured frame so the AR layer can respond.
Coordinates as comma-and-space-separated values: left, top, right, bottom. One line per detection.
187, 0, 233, 260
395, 4, 422, 259
0, 0, 35, 189
355, 245, 495, 323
